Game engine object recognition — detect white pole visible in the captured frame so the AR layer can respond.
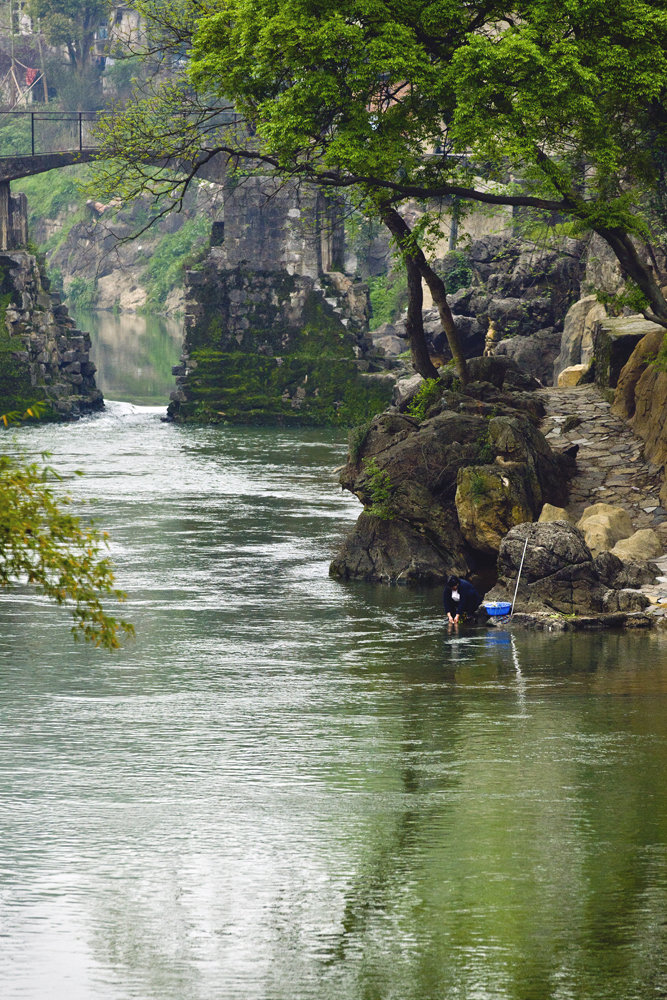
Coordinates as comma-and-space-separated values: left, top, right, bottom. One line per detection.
510, 532, 530, 618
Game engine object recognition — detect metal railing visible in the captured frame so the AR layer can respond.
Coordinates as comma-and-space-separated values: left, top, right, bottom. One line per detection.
0, 110, 103, 158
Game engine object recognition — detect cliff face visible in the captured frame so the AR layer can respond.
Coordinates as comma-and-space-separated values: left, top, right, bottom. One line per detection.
0, 251, 102, 419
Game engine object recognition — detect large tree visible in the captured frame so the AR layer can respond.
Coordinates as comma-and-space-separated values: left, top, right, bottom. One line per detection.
93, 0, 667, 372
28, 0, 108, 106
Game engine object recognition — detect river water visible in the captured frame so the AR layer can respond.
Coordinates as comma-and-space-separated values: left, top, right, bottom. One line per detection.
1, 315, 667, 1000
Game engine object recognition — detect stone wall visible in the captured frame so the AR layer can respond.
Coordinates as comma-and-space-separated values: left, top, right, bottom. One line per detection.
0, 250, 102, 418
168, 251, 394, 424
167, 168, 395, 425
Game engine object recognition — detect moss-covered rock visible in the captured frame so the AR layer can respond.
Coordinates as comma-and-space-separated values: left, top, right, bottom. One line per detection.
169, 262, 393, 425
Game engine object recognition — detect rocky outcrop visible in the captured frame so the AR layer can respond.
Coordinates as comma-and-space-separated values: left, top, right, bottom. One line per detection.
329, 358, 574, 585
369, 235, 585, 382
487, 521, 654, 616
0, 250, 102, 418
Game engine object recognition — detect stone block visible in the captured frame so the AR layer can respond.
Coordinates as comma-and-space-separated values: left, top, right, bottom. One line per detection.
593, 315, 662, 389
611, 528, 662, 563
538, 503, 575, 524
558, 363, 589, 387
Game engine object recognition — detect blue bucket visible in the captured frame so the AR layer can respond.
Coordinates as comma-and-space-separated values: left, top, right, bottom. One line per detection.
482, 601, 512, 617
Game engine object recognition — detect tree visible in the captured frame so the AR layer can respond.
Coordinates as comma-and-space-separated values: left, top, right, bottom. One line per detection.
27, 0, 107, 106
0, 440, 134, 650
92, 0, 667, 368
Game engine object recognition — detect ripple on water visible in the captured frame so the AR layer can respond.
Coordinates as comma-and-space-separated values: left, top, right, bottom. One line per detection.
1, 405, 667, 1000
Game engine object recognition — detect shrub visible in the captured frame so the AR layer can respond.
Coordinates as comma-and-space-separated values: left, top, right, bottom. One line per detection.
363, 457, 396, 520
407, 377, 442, 421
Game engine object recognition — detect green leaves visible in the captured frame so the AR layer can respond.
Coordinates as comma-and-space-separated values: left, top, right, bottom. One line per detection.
0, 450, 134, 649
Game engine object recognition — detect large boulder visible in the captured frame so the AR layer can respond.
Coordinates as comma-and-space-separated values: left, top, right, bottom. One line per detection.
611, 529, 662, 563
455, 464, 536, 555
577, 503, 634, 555
558, 364, 590, 387
493, 327, 562, 385
497, 521, 592, 584
331, 366, 575, 584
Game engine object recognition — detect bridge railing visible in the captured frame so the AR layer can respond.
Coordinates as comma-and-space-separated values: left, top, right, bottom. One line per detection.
0, 110, 102, 158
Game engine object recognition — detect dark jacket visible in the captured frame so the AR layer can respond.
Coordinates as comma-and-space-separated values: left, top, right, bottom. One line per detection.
444, 578, 481, 617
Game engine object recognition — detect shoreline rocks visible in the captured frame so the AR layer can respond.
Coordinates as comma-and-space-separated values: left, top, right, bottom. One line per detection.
330, 357, 575, 586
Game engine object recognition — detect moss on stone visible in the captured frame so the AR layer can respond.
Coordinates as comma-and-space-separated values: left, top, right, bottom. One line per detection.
173, 351, 391, 426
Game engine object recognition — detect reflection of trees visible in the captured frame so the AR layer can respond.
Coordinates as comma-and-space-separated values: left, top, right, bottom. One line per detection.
76, 310, 183, 405
314, 631, 667, 1000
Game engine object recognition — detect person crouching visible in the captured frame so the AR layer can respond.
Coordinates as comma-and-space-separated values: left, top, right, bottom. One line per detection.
444, 574, 481, 625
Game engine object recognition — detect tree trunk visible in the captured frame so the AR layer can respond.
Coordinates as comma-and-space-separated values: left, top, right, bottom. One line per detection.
405, 254, 438, 379
597, 225, 667, 327
381, 206, 468, 383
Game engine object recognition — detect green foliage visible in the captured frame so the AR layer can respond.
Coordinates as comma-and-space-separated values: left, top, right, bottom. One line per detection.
441, 251, 473, 295
468, 469, 490, 502
595, 281, 650, 316
143, 215, 211, 310
0, 449, 133, 649
348, 419, 372, 464
650, 334, 667, 373
363, 457, 396, 520
91, 0, 667, 329
407, 378, 442, 422
66, 276, 97, 310
15, 167, 88, 223
476, 432, 495, 464
367, 272, 408, 330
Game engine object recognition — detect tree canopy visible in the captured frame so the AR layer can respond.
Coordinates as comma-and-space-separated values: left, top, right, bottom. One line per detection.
93, 0, 667, 359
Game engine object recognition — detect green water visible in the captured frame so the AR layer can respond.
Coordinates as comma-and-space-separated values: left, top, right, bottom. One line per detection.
0, 336, 666, 999
75, 309, 183, 406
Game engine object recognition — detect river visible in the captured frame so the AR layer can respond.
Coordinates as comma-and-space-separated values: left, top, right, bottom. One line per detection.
1, 313, 667, 999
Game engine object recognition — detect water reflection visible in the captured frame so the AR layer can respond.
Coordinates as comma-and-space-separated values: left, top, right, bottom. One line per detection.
71, 309, 182, 406
0, 408, 666, 999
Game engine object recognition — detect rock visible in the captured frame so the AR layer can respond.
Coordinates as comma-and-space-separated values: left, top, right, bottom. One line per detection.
612, 559, 659, 588
591, 550, 625, 587
497, 521, 592, 584
455, 464, 536, 555
594, 315, 663, 390
558, 364, 590, 387
611, 528, 662, 562
553, 295, 604, 381
539, 503, 575, 524
609, 325, 667, 476
393, 374, 423, 408
493, 327, 561, 385
603, 589, 651, 613
577, 503, 634, 555
329, 512, 460, 585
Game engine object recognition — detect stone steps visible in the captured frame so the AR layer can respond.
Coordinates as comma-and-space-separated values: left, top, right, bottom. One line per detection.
538, 384, 667, 540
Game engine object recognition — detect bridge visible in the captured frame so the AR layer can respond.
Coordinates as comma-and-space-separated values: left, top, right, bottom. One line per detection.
0, 110, 102, 250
